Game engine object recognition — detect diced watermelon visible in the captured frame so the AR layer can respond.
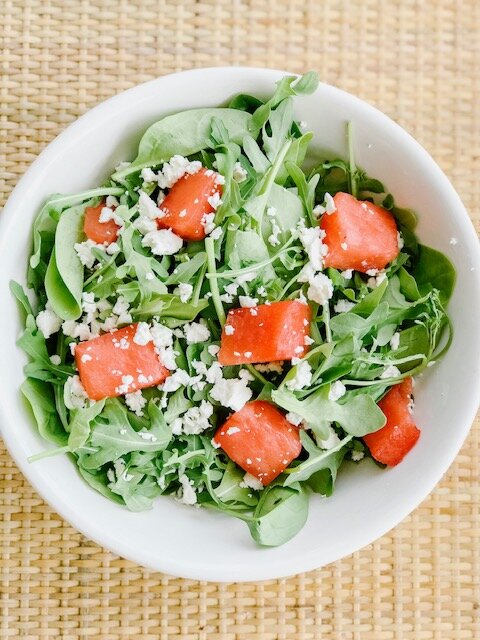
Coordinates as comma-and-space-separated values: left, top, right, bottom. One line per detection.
218, 300, 311, 366
363, 378, 420, 466
75, 324, 169, 401
84, 202, 120, 245
321, 192, 400, 272
213, 401, 302, 485
158, 168, 222, 241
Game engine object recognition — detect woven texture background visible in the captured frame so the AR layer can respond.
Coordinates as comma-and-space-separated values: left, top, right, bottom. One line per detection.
1, 1, 479, 638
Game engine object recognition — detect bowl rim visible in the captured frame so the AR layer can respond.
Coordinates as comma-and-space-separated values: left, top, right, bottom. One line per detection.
1, 66, 479, 582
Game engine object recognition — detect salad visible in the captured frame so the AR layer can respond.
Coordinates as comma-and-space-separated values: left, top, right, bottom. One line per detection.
12, 72, 456, 547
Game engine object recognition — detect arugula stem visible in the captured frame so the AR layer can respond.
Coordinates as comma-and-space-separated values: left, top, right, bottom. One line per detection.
205, 237, 226, 326
28, 445, 70, 463
347, 121, 358, 198
192, 263, 207, 307
322, 304, 332, 342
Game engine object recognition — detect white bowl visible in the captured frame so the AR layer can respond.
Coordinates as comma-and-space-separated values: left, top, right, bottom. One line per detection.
1, 68, 479, 582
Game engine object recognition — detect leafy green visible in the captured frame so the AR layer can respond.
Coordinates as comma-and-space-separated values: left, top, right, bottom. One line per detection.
412, 244, 456, 304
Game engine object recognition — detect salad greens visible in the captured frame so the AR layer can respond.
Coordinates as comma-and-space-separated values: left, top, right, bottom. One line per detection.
13, 72, 455, 547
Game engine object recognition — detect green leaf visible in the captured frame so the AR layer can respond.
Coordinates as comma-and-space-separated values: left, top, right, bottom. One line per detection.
21, 378, 68, 446
113, 108, 252, 179
45, 203, 86, 320
68, 400, 105, 451
285, 431, 351, 486
272, 386, 386, 437
412, 244, 456, 304
247, 482, 309, 547
214, 460, 258, 506
166, 252, 206, 285
76, 464, 125, 504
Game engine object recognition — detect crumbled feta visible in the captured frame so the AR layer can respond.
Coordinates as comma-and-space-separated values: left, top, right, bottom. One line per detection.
266, 206, 276, 217
133, 322, 152, 346
155, 155, 202, 190
226, 426, 241, 435
268, 220, 282, 247
150, 321, 173, 348
105, 242, 120, 255
341, 269, 353, 279
116, 374, 134, 395
319, 426, 341, 449
177, 282, 193, 303
185, 322, 210, 344
209, 226, 223, 240
210, 377, 252, 411
240, 473, 264, 491
49, 354, 61, 365
286, 411, 303, 426
125, 390, 146, 416
304, 335, 314, 346
286, 360, 312, 391
208, 344, 220, 356
299, 225, 328, 271
99, 206, 123, 228
224, 324, 235, 336
105, 195, 120, 208
206, 361, 223, 384
307, 273, 334, 306
137, 191, 163, 223
178, 474, 197, 505
224, 282, 239, 296
333, 299, 355, 313
201, 212, 216, 234
380, 365, 401, 379
239, 295, 258, 308
81, 354, 92, 363
340, 242, 348, 251
233, 162, 248, 183
141, 167, 157, 183
328, 380, 346, 401
351, 450, 365, 462
36, 304, 62, 339
257, 286, 267, 297
367, 271, 387, 289
142, 229, 183, 256
207, 192, 222, 210
74, 239, 102, 269
162, 368, 190, 393
172, 401, 213, 435
390, 332, 400, 351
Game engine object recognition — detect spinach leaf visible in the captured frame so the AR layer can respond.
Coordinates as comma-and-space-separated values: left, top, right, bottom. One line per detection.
247, 482, 309, 546
21, 378, 68, 446
113, 108, 252, 180
412, 244, 456, 304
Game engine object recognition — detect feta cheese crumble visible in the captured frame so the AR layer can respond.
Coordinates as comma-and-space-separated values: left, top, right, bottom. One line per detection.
307, 273, 334, 306
240, 473, 264, 491
184, 322, 210, 344
380, 365, 401, 379
286, 360, 312, 391
124, 390, 146, 416
142, 229, 183, 256
328, 380, 346, 402
210, 377, 252, 411
177, 282, 193, 303
178, 474, 197, 505
36, 304, 62, 339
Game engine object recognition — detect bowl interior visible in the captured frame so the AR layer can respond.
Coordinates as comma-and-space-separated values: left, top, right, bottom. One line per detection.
1, 67, 479, 582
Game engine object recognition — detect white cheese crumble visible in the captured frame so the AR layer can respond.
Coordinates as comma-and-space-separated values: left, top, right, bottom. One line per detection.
340, 242, 348, 251
133, 322, 152, 346
307, 273, 334, 306
268, 220, 282, 247
390, 332, 400, 351
328, 380, 346, 402
99, 206, 124, 228
124, 390, 146, 416
162, 368, 191, 393
367, 271, 387, 289
178, 474, 197, 505
240, 473, 264, 491
224, 324, 235, 336
351, 450, 365, 462
333, 299, 355, 313
208, 345, 220, 356
286, 360, 312, 391
142, 229, 183, 256
172, 401, 213, 435
380, 365, 401, 379
232, 162, 248, 183
298, 225, 328, 271
286, 411, 303, 426
74, 239, 103, 269
209, 226, 223, 240
319, 426, 341, 450
49, 354, 61, 365
177, 282, 193, 303
341, 269, 353, 279
201, 212, 216, 235
185, 321, 210, 344
210, 377, 252, 411
207, 192, 222, 210
155, 155, 202, 190
36, 304, 62, 339
239, 295, 258, 308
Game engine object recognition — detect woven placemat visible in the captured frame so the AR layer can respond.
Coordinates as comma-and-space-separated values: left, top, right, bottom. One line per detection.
1, 1, 479, 638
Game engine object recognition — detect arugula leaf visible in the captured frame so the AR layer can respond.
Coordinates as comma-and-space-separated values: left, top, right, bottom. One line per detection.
284, 431, 352, 486
21, 378, 68, 446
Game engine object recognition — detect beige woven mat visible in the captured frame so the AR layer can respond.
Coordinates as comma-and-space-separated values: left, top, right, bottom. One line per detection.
1, 1, 479, 638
